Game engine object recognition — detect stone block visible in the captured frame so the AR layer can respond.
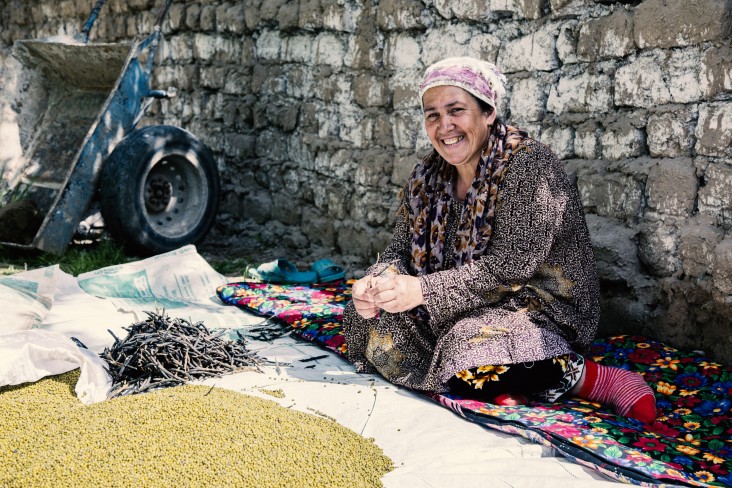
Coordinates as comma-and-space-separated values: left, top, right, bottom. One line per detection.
336, 221, 376, 259
277, 2, 300, 31
695, 102, 732, 158
219, 4, 246, 34
638, 221, 680, 277
468, 34, 501, 64
241, 189, 272, 225
574, 121, 600, 159
391, 151, 417, 186
701, 46, 732, 99
679, 222, 724, 278
547, 67, 613, 114
322, 1, 362, 33
223, 132, 256, 159
667, 48, 703, 105
549, 0, 573, 12
698, 161, 732, 226
302, 210, 336, 248
353, 148, 392, 188
391, 70, 421, 110
167, 34, 193, 62
634, 0, 727, 48
350, 190, 392, 227
384, 33, 422, 70
339, 104, 374, 148
712, 235, 732, 295
556, 21, 579, 65
377, 0, 429, 30
255, 129, 289, 161
260, 0, 287, 22
256, 29, 282, 61
577, 9, 634, 62
647, 107, 695, 158
585, 214, 640, 283
199, 66, 227, 89
313, 32, 345, 66
166, 3, 185, 32
600, 119, 645, 160
614, 51, 668, 108
645, 158, 697, 217
421, 24, 474, 67
299, 0, 323, 29
184, 4, 200, 30
540, 126, 573, 159
497, 25, 559, 73
576, 167, 644, 220
272, 192, 303, 225
451, 0, 493, 21
509, 77, 547, 122
392, 110, 421, 149
352, 74, 390, 108
282, 33, 314, 63
200, 4, 216, 31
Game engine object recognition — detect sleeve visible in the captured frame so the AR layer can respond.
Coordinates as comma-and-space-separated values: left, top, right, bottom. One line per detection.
418, 146, 569, 325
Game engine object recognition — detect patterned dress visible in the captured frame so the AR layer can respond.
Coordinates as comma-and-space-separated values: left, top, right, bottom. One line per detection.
343, 131, 600, 395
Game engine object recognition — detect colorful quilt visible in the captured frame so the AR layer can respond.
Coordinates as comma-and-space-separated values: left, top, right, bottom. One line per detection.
217, 281, 732, 487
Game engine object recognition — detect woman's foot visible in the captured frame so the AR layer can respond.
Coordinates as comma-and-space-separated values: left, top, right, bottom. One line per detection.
576, 360, 656, 423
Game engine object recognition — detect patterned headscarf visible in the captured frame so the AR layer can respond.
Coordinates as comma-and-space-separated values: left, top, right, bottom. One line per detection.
419, 57, 507, 113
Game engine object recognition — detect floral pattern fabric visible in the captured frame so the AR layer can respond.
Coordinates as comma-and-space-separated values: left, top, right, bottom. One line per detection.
217, 282, 731, 488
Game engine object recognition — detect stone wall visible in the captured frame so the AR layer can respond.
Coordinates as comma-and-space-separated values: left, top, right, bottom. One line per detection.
1, 0, 731, 361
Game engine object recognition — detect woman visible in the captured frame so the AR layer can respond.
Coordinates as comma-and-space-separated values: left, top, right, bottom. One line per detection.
343, 57, 656, 422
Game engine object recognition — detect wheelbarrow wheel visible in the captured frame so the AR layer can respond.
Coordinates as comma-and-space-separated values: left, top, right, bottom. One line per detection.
99, 125, 220, 256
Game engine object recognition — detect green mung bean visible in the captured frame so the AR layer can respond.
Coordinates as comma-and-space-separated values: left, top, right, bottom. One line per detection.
0, 371, 392, 487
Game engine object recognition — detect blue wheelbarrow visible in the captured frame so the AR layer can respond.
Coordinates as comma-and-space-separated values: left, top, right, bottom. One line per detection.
0, 0, 220, 255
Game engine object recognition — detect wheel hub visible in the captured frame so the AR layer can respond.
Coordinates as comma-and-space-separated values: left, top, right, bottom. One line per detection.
145, 175, 173, 213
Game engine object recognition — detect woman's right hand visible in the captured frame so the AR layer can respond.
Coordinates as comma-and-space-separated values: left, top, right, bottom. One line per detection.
351, 276, 380, 319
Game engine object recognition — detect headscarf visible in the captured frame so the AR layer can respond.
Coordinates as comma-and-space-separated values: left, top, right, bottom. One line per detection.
418, 57, 507, 113
404, 58, 527, 275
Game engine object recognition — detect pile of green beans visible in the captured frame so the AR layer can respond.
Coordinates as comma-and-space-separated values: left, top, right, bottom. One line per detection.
1, 371, 393, 487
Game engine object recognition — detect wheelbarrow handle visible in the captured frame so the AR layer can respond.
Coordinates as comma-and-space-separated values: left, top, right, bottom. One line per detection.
155, 0, 174, 29
80, 0, 107, 43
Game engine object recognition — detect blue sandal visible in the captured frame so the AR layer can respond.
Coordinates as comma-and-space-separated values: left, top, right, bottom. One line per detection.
311, 258, 346, 283
247, 259, 317, 284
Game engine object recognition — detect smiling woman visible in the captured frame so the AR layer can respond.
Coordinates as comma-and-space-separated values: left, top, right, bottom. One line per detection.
342, 57, 657, 423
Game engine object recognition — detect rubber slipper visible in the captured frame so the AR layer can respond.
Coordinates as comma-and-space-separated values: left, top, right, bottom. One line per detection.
247, 259, 317, 285
312, 258, 346, 283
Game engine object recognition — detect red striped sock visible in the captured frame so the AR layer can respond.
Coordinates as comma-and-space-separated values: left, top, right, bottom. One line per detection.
579, 360, 657, 423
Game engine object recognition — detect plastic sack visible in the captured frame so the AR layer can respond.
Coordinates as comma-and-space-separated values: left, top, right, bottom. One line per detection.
0, 329, 112, 404
0, 264, 58, 331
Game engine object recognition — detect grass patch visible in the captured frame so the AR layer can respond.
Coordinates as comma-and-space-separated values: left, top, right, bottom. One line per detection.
0, 238, 253, 278
0, 239, 134, 276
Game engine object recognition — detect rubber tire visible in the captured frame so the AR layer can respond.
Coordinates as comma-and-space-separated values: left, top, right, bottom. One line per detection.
99, 125, 220, 256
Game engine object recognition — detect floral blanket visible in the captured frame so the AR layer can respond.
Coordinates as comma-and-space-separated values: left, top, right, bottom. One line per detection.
216, 281, 732, 487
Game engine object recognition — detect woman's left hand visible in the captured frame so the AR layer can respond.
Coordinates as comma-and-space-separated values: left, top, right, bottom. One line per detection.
371, 275, 424, 313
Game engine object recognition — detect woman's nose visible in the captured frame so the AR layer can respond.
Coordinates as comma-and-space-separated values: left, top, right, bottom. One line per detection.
439, 115, 453, 132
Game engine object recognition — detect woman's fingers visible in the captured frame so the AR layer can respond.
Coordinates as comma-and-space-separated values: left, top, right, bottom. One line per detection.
371, 275, 424, 313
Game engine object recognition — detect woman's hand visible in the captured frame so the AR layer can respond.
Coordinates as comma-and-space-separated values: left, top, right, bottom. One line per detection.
351, 276, 380, 319
371, 275, 424, 313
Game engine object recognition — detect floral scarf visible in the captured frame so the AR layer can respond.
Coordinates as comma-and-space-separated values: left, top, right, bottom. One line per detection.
403, 122, 528, 275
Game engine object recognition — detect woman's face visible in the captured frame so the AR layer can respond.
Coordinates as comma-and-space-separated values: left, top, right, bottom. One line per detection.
422, 85, 496, 171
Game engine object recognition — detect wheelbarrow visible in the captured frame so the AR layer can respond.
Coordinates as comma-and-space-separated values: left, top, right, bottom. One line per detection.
0, 0, 220, 256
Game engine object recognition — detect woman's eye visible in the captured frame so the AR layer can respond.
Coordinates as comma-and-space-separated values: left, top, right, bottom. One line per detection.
426, 113, 438, 121
449, 108, 463, 114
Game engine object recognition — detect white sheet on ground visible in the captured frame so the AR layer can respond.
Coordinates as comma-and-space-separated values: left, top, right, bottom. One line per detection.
2, 246, 623, 487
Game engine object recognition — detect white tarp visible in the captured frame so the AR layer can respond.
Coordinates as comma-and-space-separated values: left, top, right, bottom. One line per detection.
0, 246, 623, 487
